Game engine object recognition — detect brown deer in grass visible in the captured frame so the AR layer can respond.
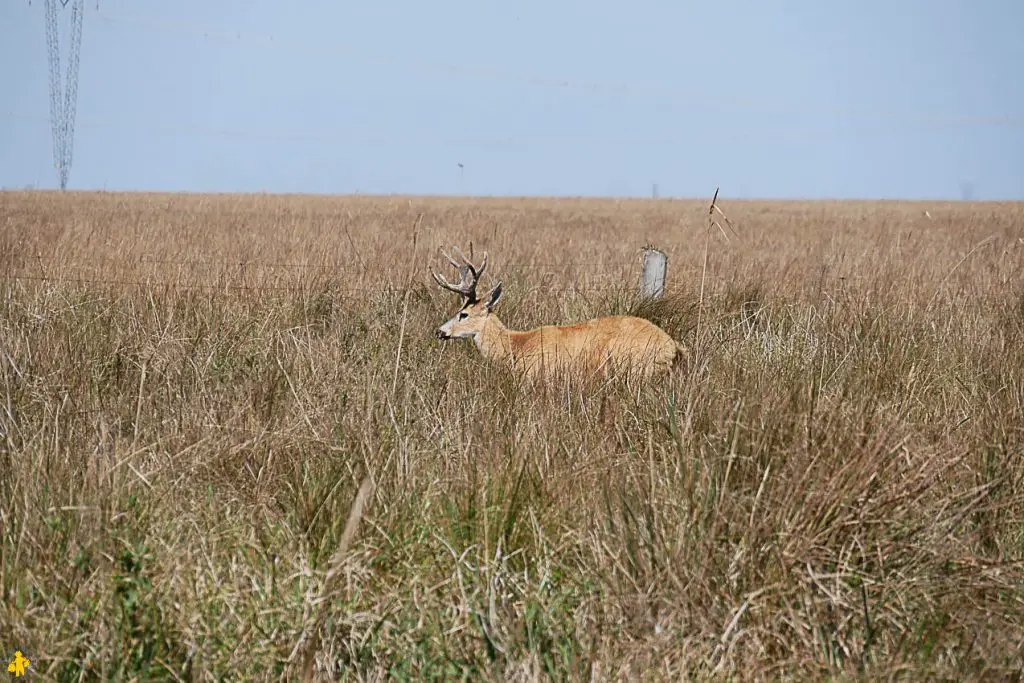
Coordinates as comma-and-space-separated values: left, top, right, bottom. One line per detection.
431, 247, 687, 383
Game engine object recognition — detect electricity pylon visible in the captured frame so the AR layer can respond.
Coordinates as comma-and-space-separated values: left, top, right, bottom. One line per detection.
44, 0, 84, 190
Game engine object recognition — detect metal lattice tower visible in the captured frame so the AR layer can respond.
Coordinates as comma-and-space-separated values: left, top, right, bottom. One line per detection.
44, 0, 84, 190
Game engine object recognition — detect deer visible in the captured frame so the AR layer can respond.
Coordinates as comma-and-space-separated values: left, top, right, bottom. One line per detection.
431, 246, 687, 384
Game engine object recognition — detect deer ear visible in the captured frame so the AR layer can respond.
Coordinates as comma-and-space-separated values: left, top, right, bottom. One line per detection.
486, 282, 503, 310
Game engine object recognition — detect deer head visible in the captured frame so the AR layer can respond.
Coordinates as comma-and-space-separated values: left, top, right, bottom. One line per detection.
432, 246, 503, 341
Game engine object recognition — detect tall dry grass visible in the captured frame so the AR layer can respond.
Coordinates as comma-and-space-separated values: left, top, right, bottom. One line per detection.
1, 190, 1023, 680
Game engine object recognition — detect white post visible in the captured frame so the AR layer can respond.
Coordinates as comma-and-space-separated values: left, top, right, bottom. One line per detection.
639, 247, 667, 300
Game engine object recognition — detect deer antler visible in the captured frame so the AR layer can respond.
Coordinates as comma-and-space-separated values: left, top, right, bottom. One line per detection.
431, 246, 489, 302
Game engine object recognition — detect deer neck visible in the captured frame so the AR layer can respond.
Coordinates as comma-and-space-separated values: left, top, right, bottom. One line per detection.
475, 314, 514, 366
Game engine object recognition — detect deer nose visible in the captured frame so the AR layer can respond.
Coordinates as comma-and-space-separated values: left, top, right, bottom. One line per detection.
436, 329, 450, 340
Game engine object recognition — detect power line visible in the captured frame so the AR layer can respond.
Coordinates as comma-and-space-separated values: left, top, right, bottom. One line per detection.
5, 5, 1023, 131
7, 106, 1024, 153
89, 9, 1024, 130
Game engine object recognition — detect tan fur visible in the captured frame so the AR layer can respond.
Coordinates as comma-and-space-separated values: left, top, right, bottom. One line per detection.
437, 287, 686, 383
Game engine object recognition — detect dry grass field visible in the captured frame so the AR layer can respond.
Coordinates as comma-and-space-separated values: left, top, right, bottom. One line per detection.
1, 190, 1023, 680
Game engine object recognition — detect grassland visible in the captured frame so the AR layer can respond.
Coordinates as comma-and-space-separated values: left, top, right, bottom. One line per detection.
1, 190, 1023, 681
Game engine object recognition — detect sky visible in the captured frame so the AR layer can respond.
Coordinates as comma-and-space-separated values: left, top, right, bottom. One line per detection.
1, 0, 1023, 199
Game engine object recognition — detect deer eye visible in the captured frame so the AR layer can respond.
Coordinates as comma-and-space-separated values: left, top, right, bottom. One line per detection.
457, 311, 469, 320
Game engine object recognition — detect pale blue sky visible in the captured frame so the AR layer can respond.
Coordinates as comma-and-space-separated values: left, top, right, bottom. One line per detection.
1, 1, 1023, 199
